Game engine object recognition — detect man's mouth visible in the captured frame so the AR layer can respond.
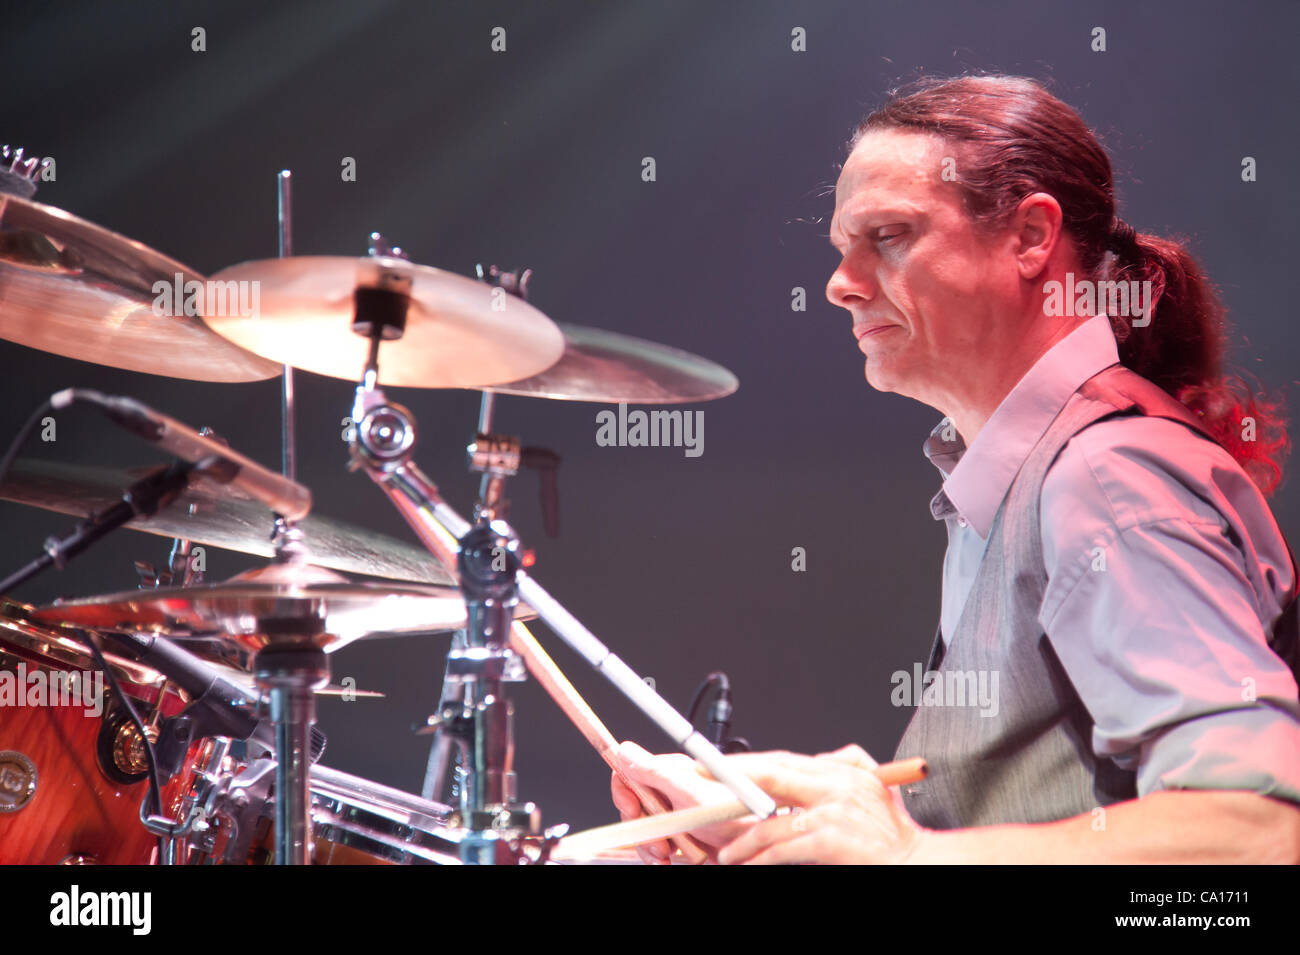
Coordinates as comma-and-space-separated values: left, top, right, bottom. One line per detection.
854, 324, 899, 341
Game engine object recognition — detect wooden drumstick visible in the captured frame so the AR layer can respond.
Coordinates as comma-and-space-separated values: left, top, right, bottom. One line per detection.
507, 620, 711, 864
550, 757, 928, 862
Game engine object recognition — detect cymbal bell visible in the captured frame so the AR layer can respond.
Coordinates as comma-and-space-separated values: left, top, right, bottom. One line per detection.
479, 323, 739, 404
204, 256, 565, 388
0, 195, 281, 382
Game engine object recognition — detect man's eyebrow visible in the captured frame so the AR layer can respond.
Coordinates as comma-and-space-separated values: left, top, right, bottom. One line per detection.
829, 203, 921, 246
827, 207, 866, 248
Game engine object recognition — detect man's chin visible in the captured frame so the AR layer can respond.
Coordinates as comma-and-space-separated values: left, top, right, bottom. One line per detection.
863, 360, 902, 395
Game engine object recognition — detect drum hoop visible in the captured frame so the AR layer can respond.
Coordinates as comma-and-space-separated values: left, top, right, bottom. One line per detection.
0, 601, 172, 699
308, 765, 463, 864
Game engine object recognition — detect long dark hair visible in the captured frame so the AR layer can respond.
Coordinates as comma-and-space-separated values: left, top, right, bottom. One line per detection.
853, 74, 1289, 495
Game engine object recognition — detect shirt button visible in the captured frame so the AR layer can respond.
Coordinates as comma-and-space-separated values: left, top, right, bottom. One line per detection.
957, 517, 968, 527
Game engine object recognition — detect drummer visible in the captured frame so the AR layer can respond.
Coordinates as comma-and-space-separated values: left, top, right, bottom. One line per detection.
610, 74, 1300, 864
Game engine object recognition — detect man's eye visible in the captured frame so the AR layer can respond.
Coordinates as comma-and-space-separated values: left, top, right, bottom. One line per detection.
877, 228, 906, 244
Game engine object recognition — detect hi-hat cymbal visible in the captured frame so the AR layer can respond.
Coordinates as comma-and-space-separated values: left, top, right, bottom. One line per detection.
0, 195, 281, 382
31, 563, 532, 655
479, 323, 739, 404
204, 257, 565, 388
0, 458, 456, 586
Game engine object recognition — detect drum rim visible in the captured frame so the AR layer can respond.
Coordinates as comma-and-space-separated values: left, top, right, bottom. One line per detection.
0, 598, 173, 699
308, 764, 463, 864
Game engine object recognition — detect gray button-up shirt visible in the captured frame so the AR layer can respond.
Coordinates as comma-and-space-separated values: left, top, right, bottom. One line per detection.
925, 313, 1300, 804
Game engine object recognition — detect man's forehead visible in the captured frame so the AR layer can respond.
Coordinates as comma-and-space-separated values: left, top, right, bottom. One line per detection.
833, 130, 945, 216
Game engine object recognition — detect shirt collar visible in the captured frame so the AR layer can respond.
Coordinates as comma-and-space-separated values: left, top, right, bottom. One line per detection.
923, 313, 1120, 538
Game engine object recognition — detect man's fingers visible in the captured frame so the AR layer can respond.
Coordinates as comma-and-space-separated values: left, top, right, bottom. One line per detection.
816, 743, 878, 769
723, 762, 841, 809
722, 750, 815, 771
717, 811, 807, 865
609, 770, 675, 863
720, 748, 875, 778
614, 741, 709, 805
610, 772, 644, 820
636, 844, 671, 865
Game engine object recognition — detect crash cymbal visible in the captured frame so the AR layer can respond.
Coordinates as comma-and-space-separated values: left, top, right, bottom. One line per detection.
0, 195, 281, 382
0, 458, 456, 586
204, 256, 565, 388
479, 323, 738, 403
30, 563, 532, 655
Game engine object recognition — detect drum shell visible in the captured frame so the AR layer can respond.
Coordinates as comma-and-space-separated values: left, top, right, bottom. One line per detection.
0, 606, 197, 864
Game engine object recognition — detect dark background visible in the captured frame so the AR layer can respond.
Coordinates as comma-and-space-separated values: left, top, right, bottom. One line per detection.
2, 0, 1296, 833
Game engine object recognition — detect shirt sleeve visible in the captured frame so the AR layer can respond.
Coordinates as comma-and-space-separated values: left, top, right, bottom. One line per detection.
1037, 415, 1300, 806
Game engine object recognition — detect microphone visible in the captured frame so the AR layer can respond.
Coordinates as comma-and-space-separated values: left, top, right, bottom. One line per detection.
0, 459, 197, 594
99, 630, 262, 741
706, 673, 733, 751
67, 389, 311, 522
96, 631, 326, 761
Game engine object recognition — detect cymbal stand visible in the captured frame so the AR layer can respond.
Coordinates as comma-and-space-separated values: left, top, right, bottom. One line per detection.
269, 171, 308, 566
249, 172, 332, 865
255, 637, 328, 865
416, 389, 530, 805
276, 170, 297, 489
419, 266, 550, 805
346, 239, 539, 863
344, 256, 777, 861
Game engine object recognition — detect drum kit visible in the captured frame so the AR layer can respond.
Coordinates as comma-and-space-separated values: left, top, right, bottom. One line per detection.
0, 149, 777, 865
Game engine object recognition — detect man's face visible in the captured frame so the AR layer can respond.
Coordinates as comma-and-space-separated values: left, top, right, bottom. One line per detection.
826, 129, 1017, 408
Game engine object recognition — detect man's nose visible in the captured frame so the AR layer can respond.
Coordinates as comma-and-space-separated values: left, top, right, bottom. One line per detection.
826, 258, 875, 310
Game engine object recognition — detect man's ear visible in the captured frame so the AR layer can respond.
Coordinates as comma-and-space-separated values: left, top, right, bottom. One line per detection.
1012, 192, 1064, 280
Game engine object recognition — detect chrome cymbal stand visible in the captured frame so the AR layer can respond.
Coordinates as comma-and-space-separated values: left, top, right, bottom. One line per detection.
345, 253, 776, 865
257, 171, 327, 865
276, 170, 297, 490
256, 638, 328, 865
419, 268, 556, 807
415, 406, 525, 807
346, 239, 539, 863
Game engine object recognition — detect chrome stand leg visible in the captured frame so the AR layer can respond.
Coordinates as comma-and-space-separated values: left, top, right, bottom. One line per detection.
256, 645, 328, 865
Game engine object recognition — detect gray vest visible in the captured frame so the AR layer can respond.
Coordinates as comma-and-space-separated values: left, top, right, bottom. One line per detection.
892, 362, 1299, 829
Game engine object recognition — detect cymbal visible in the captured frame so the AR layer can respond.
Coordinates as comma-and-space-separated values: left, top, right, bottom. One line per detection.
480, 323, 739, 403
204, 257, 565, 388
0, 195, 281, 382
31, 563, 532, 654
0, 458, 456, 586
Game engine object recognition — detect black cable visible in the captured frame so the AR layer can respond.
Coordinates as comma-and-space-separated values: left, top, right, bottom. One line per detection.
0, 391, 171, 859
687, 672, 750, 752
77, 630, 169, 862
687, 671, 726, 726
0, 391, 72, 487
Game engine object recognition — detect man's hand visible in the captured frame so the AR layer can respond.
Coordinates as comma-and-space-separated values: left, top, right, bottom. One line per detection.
609, 741, 751, 863
609, 740, 929, 864
716, 745, 930, 864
